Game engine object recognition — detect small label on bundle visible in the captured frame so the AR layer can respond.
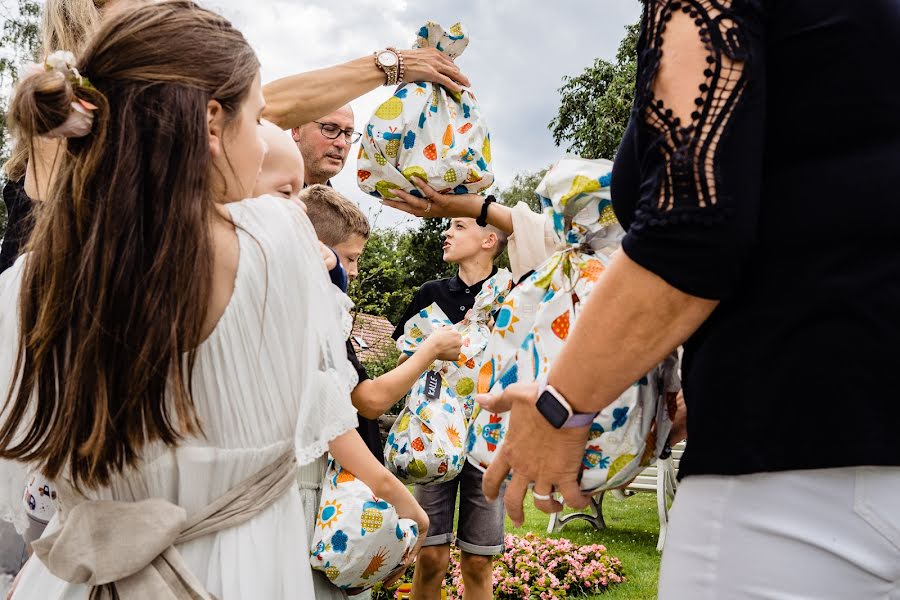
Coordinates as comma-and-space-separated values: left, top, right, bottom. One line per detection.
425, 371, 442, 400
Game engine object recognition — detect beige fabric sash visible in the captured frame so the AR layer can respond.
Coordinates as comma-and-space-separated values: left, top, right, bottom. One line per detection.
32, 451, 297, 600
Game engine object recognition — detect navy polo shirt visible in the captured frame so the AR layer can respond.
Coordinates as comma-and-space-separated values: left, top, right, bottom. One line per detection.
392, 266, 498, 339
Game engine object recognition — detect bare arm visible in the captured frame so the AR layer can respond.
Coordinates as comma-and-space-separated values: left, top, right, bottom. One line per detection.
328, 430, 428, 533
353, 329, 462, 419
389, 182, 513, 234
548, 251, 717, 413
262, 50, 470, 130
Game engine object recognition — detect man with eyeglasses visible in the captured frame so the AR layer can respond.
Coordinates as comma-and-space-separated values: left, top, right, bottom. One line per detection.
292, 105, 362, 187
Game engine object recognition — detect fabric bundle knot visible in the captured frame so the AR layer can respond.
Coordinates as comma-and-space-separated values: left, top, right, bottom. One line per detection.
358, 21, 493, 200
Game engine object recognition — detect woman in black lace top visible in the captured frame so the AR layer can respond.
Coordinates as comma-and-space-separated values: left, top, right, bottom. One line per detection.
454, 1, 900, 597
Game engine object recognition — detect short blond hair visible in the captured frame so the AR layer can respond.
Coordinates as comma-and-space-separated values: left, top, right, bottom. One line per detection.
300, 184, 370, 246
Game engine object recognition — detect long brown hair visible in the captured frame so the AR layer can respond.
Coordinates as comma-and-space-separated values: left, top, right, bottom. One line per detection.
1, 0, 260, 488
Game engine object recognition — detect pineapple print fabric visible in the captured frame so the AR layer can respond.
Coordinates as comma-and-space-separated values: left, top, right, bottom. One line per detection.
385, 269, 513, 485
466, 156, 680, 493
358, 22, 493, 200
310, 459, 419, 593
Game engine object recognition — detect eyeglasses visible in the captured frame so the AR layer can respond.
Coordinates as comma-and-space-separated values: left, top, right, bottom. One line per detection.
314, 121, 362, 144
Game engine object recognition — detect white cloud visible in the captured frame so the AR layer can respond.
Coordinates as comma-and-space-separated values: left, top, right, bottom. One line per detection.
208, 0, 642, 229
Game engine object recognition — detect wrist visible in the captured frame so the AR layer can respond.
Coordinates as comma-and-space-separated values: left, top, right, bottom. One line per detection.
464, 195, 483, 219
547, 375, 592, 415
538, 379, 597, 428
476, 195, 496, 227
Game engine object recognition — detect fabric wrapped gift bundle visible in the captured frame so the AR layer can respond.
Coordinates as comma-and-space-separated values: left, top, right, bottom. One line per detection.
466, 155, 681, 493
385, 269, 512, 485
310, 458, 419, 594
358, 21, 493, 200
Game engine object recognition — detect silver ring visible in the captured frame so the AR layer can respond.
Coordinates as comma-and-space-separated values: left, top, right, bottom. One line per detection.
532, 491, 553, 501
425, 201, 432, 213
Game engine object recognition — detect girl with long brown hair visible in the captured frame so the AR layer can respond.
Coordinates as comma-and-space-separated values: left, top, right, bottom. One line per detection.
0, 2, 426, 597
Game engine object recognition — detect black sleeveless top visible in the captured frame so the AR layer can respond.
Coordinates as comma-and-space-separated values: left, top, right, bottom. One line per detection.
0, 179, 34, 275
611, 0, 900, 477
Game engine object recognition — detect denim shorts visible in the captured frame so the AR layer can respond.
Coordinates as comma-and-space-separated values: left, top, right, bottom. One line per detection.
413, 461, 506, 556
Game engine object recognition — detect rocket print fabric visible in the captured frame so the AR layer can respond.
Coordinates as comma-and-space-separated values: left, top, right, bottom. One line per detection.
358, 22, 493, 200
310, 459, 419, 593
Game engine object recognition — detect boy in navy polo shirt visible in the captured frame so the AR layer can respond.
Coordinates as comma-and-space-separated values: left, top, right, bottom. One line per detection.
299, 185, 464, 462
393, 217, 508, 600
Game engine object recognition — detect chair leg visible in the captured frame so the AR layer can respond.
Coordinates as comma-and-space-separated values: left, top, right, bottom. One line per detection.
546, 510, 558, 535
656, 458, 674, 552
549, 491, 607, 534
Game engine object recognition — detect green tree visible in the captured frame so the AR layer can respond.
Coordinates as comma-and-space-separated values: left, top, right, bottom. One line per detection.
496, 168, 548, 213
350, 228, 415, 325
549, 21, 639, 160
403, 217, 454, 289
0, 0, 42, 239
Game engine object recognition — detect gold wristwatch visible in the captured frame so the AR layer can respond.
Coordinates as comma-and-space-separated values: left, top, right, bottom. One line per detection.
374, 48, 403, 86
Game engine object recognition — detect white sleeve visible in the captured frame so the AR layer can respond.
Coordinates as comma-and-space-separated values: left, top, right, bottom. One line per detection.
281, 204, 359, 467
0, 258, 34, 535
507, 202, 558, 280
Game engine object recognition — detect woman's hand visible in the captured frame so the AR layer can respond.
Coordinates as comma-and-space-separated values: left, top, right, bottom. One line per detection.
423, 326, 463, 361
400, 48, 471, 93
388, 178, 516, 235
386, 178, 482, 219
478, 383, 592, 525
668, 390, 688, 445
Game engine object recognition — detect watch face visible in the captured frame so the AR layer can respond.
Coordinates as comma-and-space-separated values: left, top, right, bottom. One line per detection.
378, 51, 398, 67
536, 390, 570, 429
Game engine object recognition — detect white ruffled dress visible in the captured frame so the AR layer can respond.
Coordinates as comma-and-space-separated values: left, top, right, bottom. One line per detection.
0, 197, 359, 599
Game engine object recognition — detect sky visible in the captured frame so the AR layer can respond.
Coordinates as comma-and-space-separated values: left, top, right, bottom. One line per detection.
209, 0, 641, 229
0, 0, 642, 229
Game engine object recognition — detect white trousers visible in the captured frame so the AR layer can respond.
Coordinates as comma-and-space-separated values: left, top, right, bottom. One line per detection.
659, 467, 900, 599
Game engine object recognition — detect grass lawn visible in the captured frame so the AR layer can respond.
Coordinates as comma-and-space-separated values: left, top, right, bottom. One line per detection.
508, 491, 662, 599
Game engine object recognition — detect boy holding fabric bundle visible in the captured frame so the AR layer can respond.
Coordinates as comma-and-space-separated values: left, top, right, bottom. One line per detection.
299, 184, 465, 461
391, 215, 509, 600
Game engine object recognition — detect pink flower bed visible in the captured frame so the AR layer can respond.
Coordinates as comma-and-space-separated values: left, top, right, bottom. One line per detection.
373, 532, 626, 599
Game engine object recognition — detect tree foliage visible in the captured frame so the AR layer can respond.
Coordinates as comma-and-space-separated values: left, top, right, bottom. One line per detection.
549, 21, 639, 161
0, 0, 42, 238
349, 219, 456, 326
496, 168, 548, 213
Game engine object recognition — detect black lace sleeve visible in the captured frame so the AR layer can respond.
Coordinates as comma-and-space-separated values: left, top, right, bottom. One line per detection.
621, 0, 767, 299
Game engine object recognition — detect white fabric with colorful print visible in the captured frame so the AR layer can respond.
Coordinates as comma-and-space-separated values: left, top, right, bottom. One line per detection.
466, 156, 678, 493
23, 472, 58, 524
310, 458, 418, 593
357, 21, 493, 200
385, 269, 512, 485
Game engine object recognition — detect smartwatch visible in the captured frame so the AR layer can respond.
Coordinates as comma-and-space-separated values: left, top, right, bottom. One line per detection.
536, 383, 597, 429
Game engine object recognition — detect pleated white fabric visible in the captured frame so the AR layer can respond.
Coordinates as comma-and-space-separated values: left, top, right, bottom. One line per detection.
0, 196, 359, 600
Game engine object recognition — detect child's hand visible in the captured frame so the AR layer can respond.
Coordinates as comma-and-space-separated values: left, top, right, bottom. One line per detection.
319, 242, 337, 271
424, 327, 463, 361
